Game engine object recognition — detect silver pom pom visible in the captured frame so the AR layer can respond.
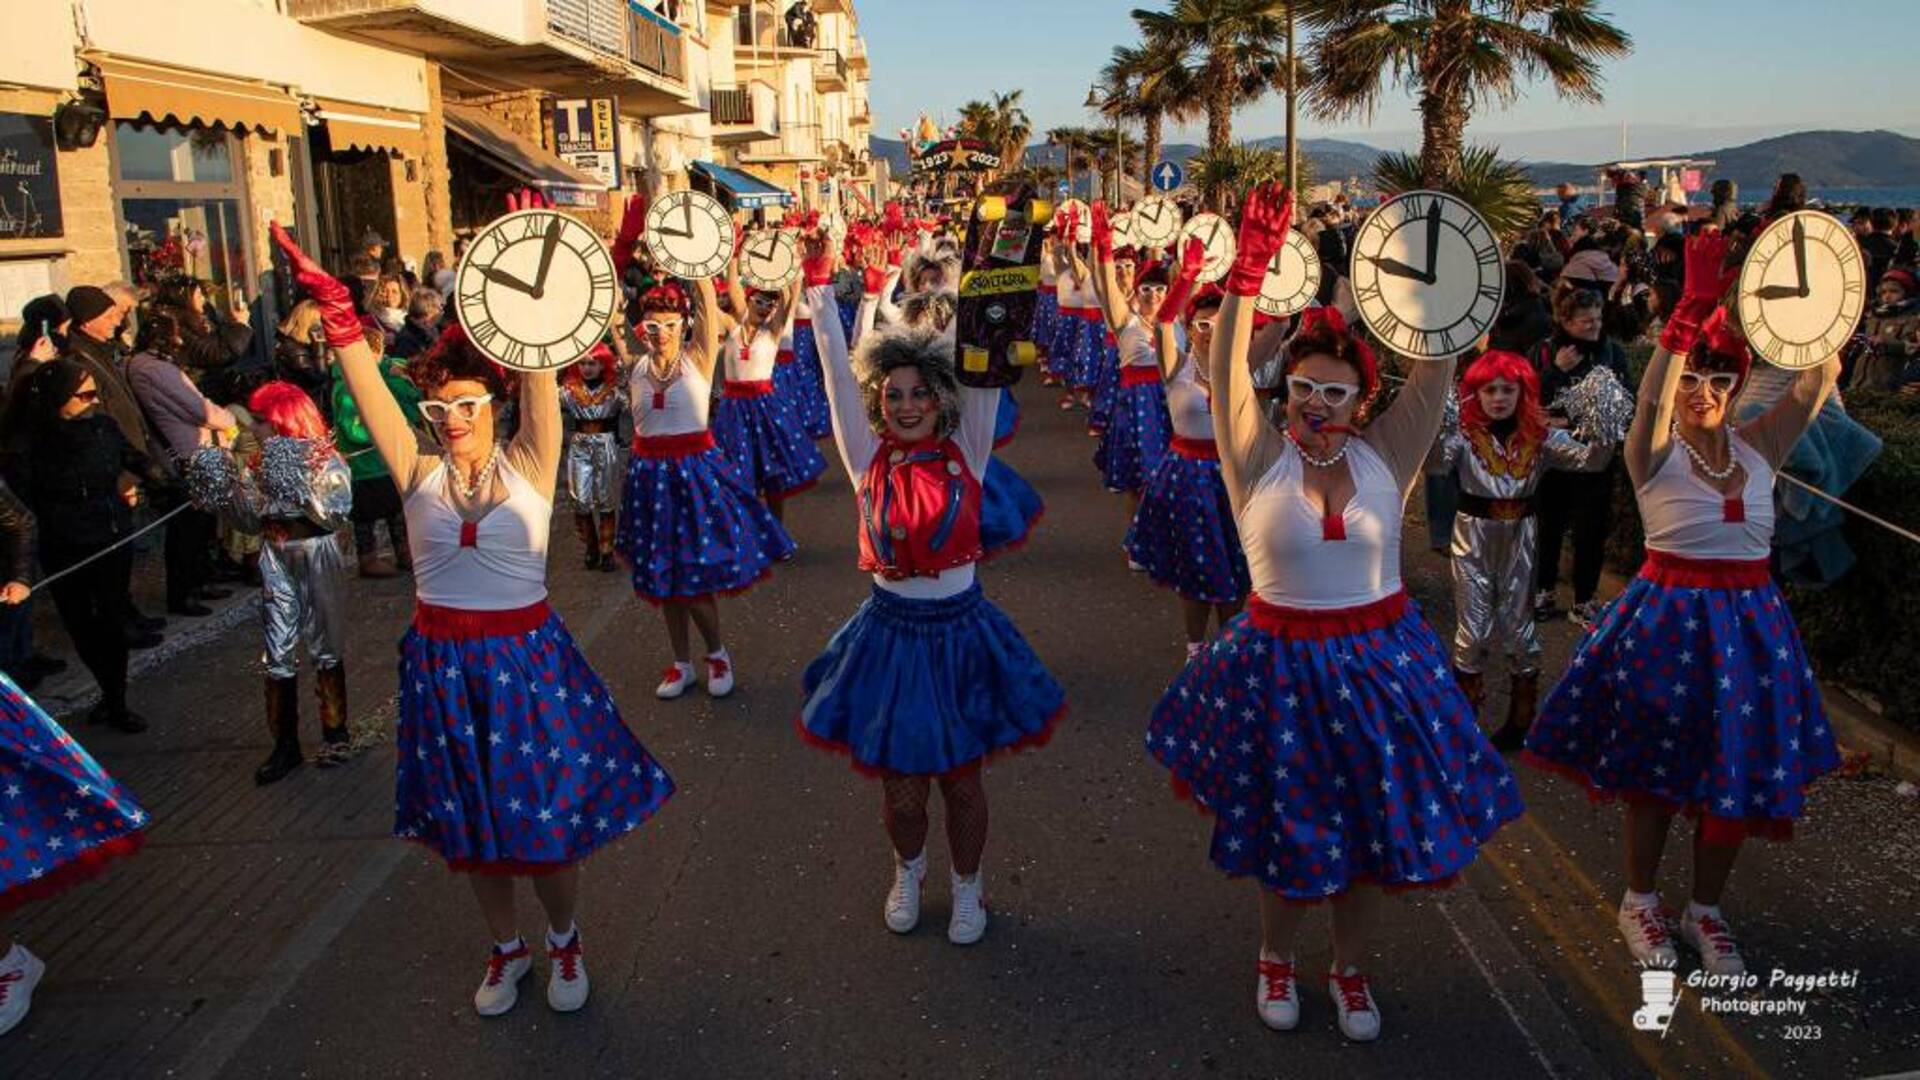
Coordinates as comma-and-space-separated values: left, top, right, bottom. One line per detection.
1554, 366, 1635, 446
260, 436, 318, 507
1441, 383, 1462, 443
185, 446, 241, 513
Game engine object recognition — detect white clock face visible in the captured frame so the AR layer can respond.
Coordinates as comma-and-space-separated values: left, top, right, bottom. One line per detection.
739, 230, 800, 290
1177, 212, 1237, 284
1057, 199, 1091, 244
1350, 190, 1503, 359
1130, 195, 1182, 248
1255, 229, 1323, 318
1736, 210, 1866, 370
453, 208, 616, 371
1110, 210, 1137, 250
644, 190, 736, 280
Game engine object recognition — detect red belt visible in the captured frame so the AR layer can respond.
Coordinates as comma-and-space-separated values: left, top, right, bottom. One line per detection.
794, 318, 812, 327
413, 600, 551, 641
1246, 591, 1408, 640
775, 349, 795, 365
1119, 366, 1162, 387
1169, 436, 1218, 460
1039, 284, 1057, 295
723, 379, 775, 398
1638, 552, 1770, 589
632, 430, 716, 458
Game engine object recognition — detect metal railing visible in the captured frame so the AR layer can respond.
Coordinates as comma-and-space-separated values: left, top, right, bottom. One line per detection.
548, 0, 626, 56
711, 87, 753, 126
816, 47, 846, 82
626, 1, 685, 81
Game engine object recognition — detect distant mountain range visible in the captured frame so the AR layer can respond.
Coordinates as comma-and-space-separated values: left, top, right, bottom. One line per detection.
872, 129, 1920, 197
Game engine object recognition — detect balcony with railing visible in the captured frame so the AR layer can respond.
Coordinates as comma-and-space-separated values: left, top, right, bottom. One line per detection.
848, 38, 870, 75
622, 1, 685, 82
740, 121, 821, 164
813, 47, 848, 91
710, 79, 780, 143
734, 0, 818, 67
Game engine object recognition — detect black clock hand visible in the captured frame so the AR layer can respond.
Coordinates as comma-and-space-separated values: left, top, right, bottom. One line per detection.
478, 265, 536, 294
754, 238, 779, 262
1753, 284, 1806, 300
1421, 200, 1442, 284
1364, 254, 1431, 281
529, 218, 563, 299
1791, 217, 1809, 298
682, 203, 694, 238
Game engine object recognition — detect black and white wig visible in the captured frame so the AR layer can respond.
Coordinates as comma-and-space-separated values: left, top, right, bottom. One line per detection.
856, 326, 963, 440
903, 247, 961, 293
897, 289, 957, 333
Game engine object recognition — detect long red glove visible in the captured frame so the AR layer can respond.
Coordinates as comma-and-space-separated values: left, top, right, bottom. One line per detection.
1158, 236, 1207, 326
1659, 231, 1738, 354
1225, 183, 1292, 298
506, 187, 551, 212
862, 264, 888, 296
1090, 201, 1115, 264
801, 233, 834, 287
269, 222, 362, 349
611, 191, 648, 280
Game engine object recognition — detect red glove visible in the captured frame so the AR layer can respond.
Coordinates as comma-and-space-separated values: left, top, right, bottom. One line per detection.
1090, 201, 1114, 264
883, 202, 905, 235
505, 187, 551, 212
1059, 205, 1078, 246
269, 222, 362, 349
801, 234, 834, 287
862, 264, 888, 296
1158, 236, 1207, 326
1660, 231, 1738, 354
613, 192, 647, 279
1225, 183, 1292, 298
886, 243, 903, 268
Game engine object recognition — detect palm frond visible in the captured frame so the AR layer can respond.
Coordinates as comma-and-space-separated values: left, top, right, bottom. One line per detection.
1372, 144, 1537, 241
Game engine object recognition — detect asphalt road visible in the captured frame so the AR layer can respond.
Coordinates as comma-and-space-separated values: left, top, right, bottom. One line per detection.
3, 390, 1917, 1079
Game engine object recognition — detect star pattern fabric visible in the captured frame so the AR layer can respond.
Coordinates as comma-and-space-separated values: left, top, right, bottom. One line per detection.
1030, 290, 1059, 369
1125, 447, 1251, 605
1049, 309, 1092, 388
1093, 379, 1172, 495
1067, 314, 1104, 392
1525, 573, 1838, 843
710, 391, 827, 501
979, 457, 1045, 561
1087, 334, 1123, 433
993, 387, 1021, 449
395, 612, 674, 870
616, 444, 795, 603
1144, 601, 1523, 900
778, 329, 832, 440
0, 671, 147, 911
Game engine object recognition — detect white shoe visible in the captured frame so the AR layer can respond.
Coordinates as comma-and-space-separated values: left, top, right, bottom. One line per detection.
1617, 899, 1678, 969
546, 929, 590, 1012
1255, 954, 1300, 1031
1184, 641, 1206, 663
0, 944, 46, 1038
655, 662, 694, 700
473, 940, 531, 1017
705, 650, 735, 698
948, 870, 988, 945
884, 852, 927, 933
1679, 907, 1746, 976
1327, 967, 1381, 1042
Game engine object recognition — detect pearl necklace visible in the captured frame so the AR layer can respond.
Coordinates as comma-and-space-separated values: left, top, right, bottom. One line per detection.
1670, 423, 1738, 482
451, 443, 503, 501
1288, 430, 1348, 469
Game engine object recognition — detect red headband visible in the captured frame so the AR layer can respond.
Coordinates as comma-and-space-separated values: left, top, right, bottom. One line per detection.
639, 281, 691, 315
1292, 306, 1380, 402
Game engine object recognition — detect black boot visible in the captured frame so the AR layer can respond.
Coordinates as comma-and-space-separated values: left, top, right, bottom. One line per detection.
255, 676, 304, 785
596, 514, 619, 572
315, 664, 351, 767
1491, 672, 1538, 754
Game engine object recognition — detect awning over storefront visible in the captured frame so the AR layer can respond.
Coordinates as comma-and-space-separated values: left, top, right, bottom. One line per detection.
445, 104, 607, 208
95, 56, 302, 133
689, 160, 793, 209
313, 98, 425, 158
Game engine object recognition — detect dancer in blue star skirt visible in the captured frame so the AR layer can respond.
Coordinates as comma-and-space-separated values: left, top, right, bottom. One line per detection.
620, 236, 794, 703
1083, 203, 1172, 503
777, 284, 833, 441
1144, 186, 1519, 1043
1525, 231, 1843, 980
273, 199, 672, 1020
1123, 238, 1250, 661
800, 232, 1064, 949
712, 273, 826, 524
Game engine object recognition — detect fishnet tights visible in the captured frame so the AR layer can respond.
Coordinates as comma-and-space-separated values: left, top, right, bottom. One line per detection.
880, 768, 989, 875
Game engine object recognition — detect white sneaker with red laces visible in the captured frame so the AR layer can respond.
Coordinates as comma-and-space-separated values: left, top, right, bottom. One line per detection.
948, 870, 988, 945
546, 927, 590, 1012
1617, 898, 1678, 969
1679, 905, 1745, 976
474, 939, 531, 1017
656, 662, 694, 700
0, 944, 46, 1037
1255, 953, 1300, 1031
705, 649, 735, 698
1327, 967, 1381, 1042
885, 852, 927, 933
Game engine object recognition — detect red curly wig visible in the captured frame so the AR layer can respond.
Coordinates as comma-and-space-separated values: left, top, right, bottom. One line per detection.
406, 322, 517, 399
1458, 349, 1547, 452
248, 380, 330, 441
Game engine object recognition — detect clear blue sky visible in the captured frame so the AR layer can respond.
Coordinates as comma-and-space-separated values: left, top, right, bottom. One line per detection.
859, 0, 1920, 154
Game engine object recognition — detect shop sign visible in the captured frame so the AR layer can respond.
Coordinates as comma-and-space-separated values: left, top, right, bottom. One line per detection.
553, 98, 620, 190
0, 113, 62, 240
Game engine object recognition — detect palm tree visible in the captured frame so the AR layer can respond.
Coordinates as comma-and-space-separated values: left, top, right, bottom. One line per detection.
1372, 145, 1535, 240
1132, 0, 1291, 163
1187, 142, 1310, 214
1302, 0, 1631, 189
1046, 126, 1105, 200
956, 91, 1033, 180
1099, 38, 1200, 188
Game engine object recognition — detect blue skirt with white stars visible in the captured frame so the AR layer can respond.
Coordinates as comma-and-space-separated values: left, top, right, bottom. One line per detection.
1124, 439, 1250, 605
782, 325, 833, 440
395, 603, 674, 873
1525, 554, 1837, 843
0, 671, 147, 912
1145, 592, 1522, 901
1094, 376, 1172, 494
616, 434, 794, 602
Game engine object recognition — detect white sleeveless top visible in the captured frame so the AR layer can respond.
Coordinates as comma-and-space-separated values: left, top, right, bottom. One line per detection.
1165, 357, 1214, 440
405, 458, 549, 610
1055, 268, 1081, 311
1637, 434, 1774, 560
1118, 317, 1156, 369
629, 355, 712, 436
728, 326, 780, 382
1239, 439, 1404, 609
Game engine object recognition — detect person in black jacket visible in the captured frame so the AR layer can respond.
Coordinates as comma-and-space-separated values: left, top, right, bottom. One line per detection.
0, 359, 170, 732
1529, 285, 1631, 626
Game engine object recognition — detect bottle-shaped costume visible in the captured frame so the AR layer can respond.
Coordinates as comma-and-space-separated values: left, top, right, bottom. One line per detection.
1124, 338, 1251, 605
617, 347, 794, 603
710, 322, 827, 503
559, 351, 627, 567
798, 283, 1065, 776
1092, 315, 1172, 494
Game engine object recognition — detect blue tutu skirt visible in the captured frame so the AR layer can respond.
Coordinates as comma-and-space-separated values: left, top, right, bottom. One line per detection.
994, 387, 1021, 448
1087, 336, 1124, 433
1069, 318, 1106, 391
1146, 593, 1523, 901
396, 602, 675, 872
1525, 554, 1838, 843
837, 296, 859, 342
1032, 289, 1059, 355
1049, 310, 1090, 384
799, 583, 1066, 777
1094, 376, 1172, 494
1125, 439, 1251, 605
616, 432, 795, 602
981, 457, 1045, 560
711, 387, 827, 500
784, 325, 833, 440
0, 673, 146, 912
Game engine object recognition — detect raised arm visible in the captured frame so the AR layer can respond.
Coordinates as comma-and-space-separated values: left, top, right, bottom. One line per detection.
802, 232, 879, 484
504, 369, 561, 496
691, 275, 723, 382
1088, 202, 1133, 336
1154, 237, 1206, 381
610, 192, 647, 285
1362, 351, 1458, 495
1626, 231, 1740, 487
1737, 357, 1841, 471
853, 264, 898, 348
1212, 184, 1294, 514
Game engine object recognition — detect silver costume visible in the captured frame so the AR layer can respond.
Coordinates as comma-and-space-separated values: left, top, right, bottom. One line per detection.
1431, 428, 1600, 674
246, 437, 352, 679
561, 380, 626, 513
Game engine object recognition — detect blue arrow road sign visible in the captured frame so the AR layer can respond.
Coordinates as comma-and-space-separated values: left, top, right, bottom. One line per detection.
1057, 181, 1070, 196
1151, 160, 1184, 192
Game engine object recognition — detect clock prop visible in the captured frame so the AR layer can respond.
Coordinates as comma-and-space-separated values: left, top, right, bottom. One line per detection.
1349, 189, 1503, 360
1736, 210, 1866, 371
1177, 212, 1237, 284
739, 229, 801, 291
643, 190, 737, 281
453, 207, 618, 372
1254, 228, 1323, 318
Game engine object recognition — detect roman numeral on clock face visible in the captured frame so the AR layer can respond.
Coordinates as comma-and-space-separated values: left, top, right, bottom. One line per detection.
468, 317, 499, 347
521, 216, 546, 240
